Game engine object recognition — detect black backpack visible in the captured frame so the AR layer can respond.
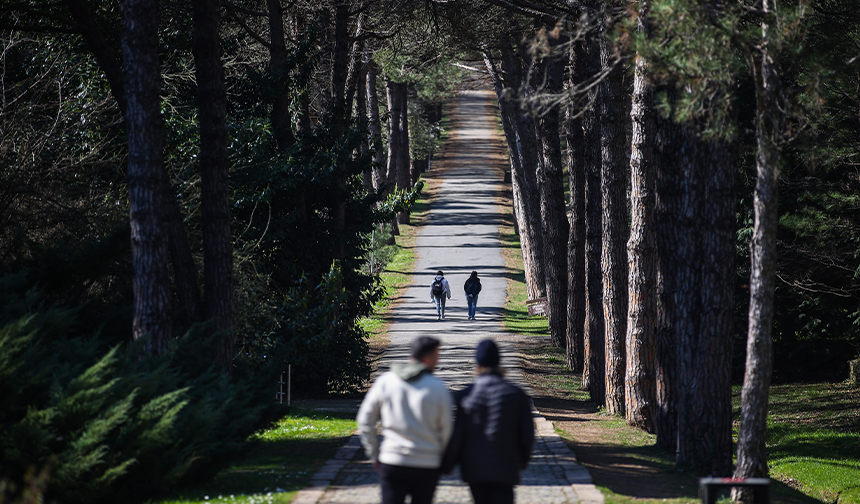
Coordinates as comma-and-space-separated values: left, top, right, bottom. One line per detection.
432, 278, 444, 297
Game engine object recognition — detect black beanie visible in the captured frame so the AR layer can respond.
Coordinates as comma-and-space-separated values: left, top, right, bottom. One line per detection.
475, 339, 499, 367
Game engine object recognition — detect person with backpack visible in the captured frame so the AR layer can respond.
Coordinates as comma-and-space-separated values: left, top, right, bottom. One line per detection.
430, 270, 451, 320
463, 271, 482, 320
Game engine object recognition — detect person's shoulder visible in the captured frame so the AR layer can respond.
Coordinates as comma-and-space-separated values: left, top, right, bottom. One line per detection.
422, 373, 450, 390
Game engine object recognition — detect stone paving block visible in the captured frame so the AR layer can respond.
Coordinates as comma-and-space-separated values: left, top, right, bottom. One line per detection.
292, 487, 326, 504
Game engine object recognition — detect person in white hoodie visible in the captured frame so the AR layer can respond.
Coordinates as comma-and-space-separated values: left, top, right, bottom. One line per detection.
357, 336, 453, 504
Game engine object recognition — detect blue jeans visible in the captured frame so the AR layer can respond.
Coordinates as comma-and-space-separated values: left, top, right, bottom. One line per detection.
467, 295, 478, 319
434, 296, 447, 318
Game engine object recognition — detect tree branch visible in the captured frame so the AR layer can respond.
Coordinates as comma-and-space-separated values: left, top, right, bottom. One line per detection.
226, 4, 272, 49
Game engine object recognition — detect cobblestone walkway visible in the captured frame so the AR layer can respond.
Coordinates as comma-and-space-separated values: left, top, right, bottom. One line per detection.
292, 89, 603, 504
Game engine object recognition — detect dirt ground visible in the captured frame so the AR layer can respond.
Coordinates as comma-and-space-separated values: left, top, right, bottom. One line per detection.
515, 340, 702, 502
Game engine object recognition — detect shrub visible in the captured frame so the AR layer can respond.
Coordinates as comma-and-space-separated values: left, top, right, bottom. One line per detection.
0, 285, 283, 504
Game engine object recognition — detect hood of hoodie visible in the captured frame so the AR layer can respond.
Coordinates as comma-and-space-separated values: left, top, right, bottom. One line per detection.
392, 361, 430, 381
434, 275, 444, 281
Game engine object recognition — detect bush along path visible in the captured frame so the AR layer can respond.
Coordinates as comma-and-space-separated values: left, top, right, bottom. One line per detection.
290, 89, 604, 504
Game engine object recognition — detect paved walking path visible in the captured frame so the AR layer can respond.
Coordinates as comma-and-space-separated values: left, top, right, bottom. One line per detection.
293, 90, 603, 504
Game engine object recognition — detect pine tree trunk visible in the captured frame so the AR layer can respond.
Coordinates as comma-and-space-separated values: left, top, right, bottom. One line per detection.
330, 1, 349, 123
535, 38, 569, 349
193, 0, 234, 369
484, 49, 537, 289
366, 62, 386, 193
657, 117, 735, 475
330, 1, 349, 259
681, 136, 735, 477
625, 6, 658, 433
163, 186, 203, 333
735, 15, 782, 487
385, 78, 402, 195
502, 43, 546, 300
600, 26, 629, 416
581, 31, 604, 402
343, 13, 365, 126
398, 82, 411, 224
121, 0, 172, 354
654, 110, 680, 452
266, 0, 296, 150
565, 39, 587, 373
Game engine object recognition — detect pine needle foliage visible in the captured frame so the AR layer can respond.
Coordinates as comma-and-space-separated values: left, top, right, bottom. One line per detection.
0, 283, 283, 504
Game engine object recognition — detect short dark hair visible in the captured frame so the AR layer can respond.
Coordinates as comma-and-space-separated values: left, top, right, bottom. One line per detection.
437, 270, 444, 276
410, 336, 440, 360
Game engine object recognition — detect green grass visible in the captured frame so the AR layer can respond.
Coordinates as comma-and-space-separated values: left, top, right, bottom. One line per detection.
527, 343, 860, 504
498, 206, 549, 336
150, 408, 356, 504
764, 382, 860, 504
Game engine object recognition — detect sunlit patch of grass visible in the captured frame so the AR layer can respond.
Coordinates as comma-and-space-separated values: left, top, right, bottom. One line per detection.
150, 408, 356, 504
497, 209, 549, 336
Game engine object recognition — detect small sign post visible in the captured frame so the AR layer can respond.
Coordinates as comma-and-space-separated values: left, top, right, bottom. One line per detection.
700, 477, 769, 504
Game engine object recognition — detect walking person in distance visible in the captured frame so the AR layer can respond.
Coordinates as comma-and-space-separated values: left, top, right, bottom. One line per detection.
430, 270, 451, 320
356, 336, 453, 504
458, 339, 534, 504
463, 270, 482, 320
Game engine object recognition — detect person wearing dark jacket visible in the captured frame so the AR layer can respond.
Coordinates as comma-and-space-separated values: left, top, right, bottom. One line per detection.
463, 271, 482, 320
457, 339, 534, 504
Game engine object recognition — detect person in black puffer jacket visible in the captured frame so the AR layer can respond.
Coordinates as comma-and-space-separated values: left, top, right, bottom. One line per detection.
457, 339, 534, 504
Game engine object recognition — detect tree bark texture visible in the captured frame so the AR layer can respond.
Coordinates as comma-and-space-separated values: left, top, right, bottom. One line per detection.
385, 78, 402, 195
565, 40, 587, 373
501, 42, 546, 300
535, 38, 569, 349
121, 0, 172, 353
330, 1, 349, 124
654, 111, 680, 452
625, 8, 658, 433
397, 82, 411, 224
484, 49, 537, 293
735, 12, 783, 485
266, 0, 296, 151
599, 28, 629, 417
581, 32, 605, 403
343, 13, 366, 126
163, 191, 203, 333
330, 1, 350, 258
366, 62, 386, 193
655, 110, 735, 474
193, 0, 234, 369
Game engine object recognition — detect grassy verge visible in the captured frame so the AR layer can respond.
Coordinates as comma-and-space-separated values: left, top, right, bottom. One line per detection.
151, 408, 356, 504
765, 382, 860, 504
497, 184, 548, 338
